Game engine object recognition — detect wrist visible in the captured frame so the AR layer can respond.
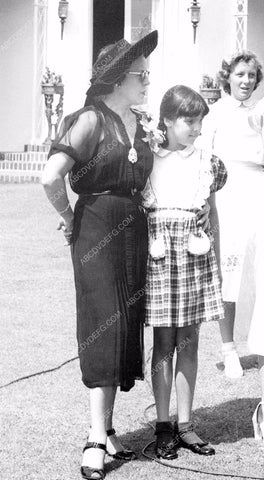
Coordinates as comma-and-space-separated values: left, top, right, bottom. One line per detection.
58, 202, 71, 215
61, 209, 74, 222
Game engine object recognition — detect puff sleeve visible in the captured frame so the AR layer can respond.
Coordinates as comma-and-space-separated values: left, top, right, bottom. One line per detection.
48, 106, 102, 164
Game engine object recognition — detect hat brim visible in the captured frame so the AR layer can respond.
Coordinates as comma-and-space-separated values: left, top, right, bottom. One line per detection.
92, 30, 158, 85
123, 30, 158, 63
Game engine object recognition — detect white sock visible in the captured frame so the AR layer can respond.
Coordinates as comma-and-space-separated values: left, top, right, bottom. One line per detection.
222, 341, 236, 355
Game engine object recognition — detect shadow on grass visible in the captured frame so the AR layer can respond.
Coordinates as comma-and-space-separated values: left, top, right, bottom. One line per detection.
105, 396, 259, 472
98, 403, 264, 480
240, 354, 258, 371
216, 354, 258, 372
192, 397, 260, 444
104, 424, 154, 473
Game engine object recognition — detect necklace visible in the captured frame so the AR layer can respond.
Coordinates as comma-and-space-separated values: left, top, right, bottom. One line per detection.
126, 123, 138, 163
98, 101, 138, 163
122, 112, 138, 163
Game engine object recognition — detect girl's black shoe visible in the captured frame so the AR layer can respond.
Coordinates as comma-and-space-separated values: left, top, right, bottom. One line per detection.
155, 421, 178, 460
176, 422, 215, 456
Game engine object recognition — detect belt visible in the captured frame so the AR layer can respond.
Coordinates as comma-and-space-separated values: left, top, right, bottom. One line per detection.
78, 190, 145, 212
79, 188, 139, 198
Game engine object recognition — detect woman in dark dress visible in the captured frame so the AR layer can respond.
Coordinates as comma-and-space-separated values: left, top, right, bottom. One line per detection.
42, 31, 158, 479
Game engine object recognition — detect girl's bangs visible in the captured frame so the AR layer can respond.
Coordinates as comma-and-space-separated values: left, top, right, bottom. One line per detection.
177, 94, 208, 118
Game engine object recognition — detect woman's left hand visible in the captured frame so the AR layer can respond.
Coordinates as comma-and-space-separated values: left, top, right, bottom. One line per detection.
57, 215, 74, 246
195, 201, 210, 230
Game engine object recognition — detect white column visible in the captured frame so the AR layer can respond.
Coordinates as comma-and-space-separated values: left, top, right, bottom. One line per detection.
147, 0, 165, 117
170, 0, 202, 89
31, 0, 48, 144
232, 0, 248, 51
149, 0, 201, 117
124, 0, 132, 41
46, 0, 93, 117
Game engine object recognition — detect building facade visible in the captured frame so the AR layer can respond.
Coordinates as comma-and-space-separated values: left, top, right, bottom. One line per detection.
0, 0, 264, 153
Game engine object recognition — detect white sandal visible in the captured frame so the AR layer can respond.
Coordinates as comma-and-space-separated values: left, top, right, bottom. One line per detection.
252, 402, 264, 441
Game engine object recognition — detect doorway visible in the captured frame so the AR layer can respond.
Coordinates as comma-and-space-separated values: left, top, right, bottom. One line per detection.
93, 0, 125, 62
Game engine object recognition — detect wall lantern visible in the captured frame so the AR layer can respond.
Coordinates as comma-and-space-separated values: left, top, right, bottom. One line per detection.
58, 0, 69, 40
188, 0, 201, 44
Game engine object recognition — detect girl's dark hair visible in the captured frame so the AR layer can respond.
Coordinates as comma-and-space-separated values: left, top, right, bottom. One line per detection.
218, 50, 263, 94
158, 85, 209, 147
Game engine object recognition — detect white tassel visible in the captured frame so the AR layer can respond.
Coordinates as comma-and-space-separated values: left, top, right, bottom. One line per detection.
149, 235, 166, 259
187, 230, 211, 256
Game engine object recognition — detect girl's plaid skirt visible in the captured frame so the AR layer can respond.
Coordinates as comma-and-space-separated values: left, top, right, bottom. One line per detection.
145, 210, 224, 327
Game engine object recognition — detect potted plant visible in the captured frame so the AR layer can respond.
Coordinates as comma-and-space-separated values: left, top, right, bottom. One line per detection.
41, 67, 64, 95
199, 74, 221, 104
41, 67, 64, 144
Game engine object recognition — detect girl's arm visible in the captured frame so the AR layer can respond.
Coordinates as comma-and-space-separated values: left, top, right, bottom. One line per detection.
208, 192, 222, 281
42, 152, 75, 245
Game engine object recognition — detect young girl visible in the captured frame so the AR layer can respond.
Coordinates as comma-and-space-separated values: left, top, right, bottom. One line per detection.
143, 85, 227, 459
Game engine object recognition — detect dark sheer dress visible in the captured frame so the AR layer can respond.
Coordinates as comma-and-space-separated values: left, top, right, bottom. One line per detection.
49, 100, 153, 391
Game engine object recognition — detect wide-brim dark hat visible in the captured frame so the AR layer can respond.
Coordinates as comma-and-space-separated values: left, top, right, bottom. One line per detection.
90, 30, 158, 86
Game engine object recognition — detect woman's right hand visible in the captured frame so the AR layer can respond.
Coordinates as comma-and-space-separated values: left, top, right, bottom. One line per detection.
195, 201, 210, 231
57, 214, 74, 246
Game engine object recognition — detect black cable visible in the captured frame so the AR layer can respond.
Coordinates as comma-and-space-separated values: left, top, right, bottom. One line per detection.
0, 356, 78, 389
141, 440, 264, 479
1, 350, 263, 479
141, 348, 264, 480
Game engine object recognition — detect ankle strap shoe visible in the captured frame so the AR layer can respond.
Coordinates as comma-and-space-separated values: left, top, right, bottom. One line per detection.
155, 421, 178, 460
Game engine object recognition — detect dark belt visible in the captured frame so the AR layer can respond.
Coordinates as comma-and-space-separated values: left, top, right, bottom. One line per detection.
79, 188, 139, 198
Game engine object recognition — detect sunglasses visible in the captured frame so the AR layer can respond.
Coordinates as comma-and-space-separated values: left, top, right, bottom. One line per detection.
127, 70, 150, 82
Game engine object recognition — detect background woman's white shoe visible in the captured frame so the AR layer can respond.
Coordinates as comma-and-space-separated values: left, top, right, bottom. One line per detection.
223, 350, 243, 378
252, 402, 264, 441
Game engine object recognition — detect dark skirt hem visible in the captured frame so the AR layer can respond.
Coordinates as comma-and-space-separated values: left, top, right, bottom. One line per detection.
82, 375, 144, 392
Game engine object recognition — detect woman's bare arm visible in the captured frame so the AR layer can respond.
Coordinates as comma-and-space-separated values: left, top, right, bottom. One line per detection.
42, 152, 75, 245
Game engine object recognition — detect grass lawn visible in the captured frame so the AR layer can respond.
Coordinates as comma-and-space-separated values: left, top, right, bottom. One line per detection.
1, 183, 264, 480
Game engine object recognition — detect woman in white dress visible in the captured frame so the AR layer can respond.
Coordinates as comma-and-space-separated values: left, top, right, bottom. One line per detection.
199, 51, 264, 438
247, 98, 264, 441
